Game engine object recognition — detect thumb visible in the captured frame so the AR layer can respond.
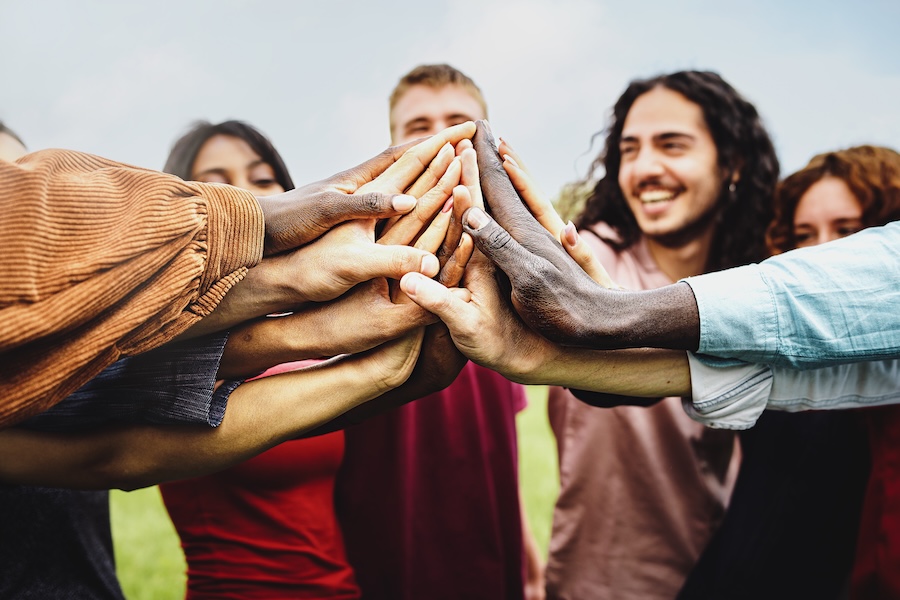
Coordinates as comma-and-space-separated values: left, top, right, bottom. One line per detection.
313, 190, 418, 224
461, 207, 536, 280
365, 245, 440, 281
400, 273, 469, 329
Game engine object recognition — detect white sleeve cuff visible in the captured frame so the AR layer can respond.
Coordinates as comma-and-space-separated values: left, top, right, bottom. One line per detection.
684, 353, 772, 430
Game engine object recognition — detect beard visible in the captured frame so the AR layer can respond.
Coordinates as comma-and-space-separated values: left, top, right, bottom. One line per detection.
643, 196, 725, 250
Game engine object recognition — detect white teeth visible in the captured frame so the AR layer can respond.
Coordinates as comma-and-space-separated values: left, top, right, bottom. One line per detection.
639, 189, 676, 203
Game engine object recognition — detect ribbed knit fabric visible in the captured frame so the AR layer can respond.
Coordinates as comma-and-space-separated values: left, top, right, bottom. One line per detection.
0, 149, 264, 426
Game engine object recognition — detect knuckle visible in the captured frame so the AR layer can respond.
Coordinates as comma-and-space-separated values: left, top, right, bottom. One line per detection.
390, 247, 412, 274
484, 226, 513, 251
359, 192, 384, 212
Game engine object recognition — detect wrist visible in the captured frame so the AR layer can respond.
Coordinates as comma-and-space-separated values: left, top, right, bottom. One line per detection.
252, 254, 311, 309
502, 335, 560, 385
256, 190, 299, 256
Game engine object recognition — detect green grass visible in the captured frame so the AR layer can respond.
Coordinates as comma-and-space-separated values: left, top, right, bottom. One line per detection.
518, 385, 560, 554
110, 487, 185, 599
111, 384, 559, 597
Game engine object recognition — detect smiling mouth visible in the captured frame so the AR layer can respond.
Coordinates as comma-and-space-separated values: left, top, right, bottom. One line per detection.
638, 189, 677, 203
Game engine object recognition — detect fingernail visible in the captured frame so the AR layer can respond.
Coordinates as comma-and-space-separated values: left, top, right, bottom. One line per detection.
442, 198, 454, 213
392, 194, 416, 211
421, 254, 439, 276
503, 154, 520, 170
564, 221, 578, 246
465, 207, 489, 230
402, 273, 418, 295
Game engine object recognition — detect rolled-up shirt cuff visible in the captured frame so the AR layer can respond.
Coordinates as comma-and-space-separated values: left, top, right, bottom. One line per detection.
683, 352, 772, 430
22, 332, 232, 431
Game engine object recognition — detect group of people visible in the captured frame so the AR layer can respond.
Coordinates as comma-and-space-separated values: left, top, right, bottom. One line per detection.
1, 62, 898, 600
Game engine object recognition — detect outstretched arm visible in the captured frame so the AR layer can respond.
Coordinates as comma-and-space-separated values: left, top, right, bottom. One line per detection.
399, 251, 691, 396
0, 330, 421, 491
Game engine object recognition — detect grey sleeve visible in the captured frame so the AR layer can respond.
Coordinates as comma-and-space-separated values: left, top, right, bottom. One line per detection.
21, 332, 233, 431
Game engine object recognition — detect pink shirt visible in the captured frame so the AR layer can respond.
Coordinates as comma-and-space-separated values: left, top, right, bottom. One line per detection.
545, 225, 740, 600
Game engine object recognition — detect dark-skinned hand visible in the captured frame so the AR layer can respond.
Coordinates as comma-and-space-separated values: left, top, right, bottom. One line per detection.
467, 120, 700, 350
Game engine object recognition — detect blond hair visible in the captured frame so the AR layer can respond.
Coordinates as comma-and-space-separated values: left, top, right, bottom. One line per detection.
388, 64, 487, 131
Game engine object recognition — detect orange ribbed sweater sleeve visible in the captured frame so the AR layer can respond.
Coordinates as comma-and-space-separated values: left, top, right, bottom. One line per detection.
0, 149, 264, 426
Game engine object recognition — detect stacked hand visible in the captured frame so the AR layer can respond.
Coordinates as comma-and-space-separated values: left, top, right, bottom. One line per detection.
221, 124, 479, 395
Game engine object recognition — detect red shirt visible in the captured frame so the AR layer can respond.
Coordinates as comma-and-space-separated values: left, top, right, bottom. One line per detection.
853, 406, 900, 599
160, 361, 359, 599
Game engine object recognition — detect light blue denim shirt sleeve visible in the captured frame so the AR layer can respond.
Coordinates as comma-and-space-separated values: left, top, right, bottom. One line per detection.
682, 220, 900, 370
684, 353, 900, 429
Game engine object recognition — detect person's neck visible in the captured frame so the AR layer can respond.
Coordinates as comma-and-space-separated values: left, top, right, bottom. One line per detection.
644, 224, 715, 282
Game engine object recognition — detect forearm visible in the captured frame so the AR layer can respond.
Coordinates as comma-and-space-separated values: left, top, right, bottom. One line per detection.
181, 258, 299, 339
302, 337, 465, 436
585, 283, 701, 351
0, 355, 399, 490
686, 223, 900, 368
0, 151, 263, 426
686, 354, 900, 429
506, 342, 691, 398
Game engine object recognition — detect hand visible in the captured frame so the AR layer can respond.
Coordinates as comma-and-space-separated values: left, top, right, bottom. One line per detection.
273, 218, 441, 305
472, 120, 699, 351
497, 137, 564, 238
470, 120, 613, 346
258, 122, 476, 255
218, 278, 438, 379
499, 137, 616, 288
399, 251, 558, 382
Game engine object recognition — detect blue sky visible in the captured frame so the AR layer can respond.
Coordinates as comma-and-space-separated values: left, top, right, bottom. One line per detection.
3, 0, 898, 197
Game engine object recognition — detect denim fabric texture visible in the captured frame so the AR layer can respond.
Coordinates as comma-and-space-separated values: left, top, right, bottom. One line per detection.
684, 220, 900, 370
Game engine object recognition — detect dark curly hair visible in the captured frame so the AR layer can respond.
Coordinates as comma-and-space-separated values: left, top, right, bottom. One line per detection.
767, 145, 900, 254
163, 120, 294, 191
574, 70, 779, 272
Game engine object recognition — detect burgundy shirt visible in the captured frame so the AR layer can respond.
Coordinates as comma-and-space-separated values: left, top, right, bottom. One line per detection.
336, 362, 528, 600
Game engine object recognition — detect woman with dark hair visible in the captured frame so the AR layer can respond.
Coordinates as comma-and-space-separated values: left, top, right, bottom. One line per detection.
544, 70, 779, 600
158, 120, 361, 599
163, 120, 294, 192
154, 118, 479, 599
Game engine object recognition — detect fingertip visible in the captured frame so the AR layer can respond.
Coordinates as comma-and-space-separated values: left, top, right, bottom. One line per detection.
392, 194, 416, 213
400, 272, 422, 296
502, 154, 521, 170
453, 184, 471, 202
463, 206, 490, 231
421, 254, 440, 277
563, 221, 578, 246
